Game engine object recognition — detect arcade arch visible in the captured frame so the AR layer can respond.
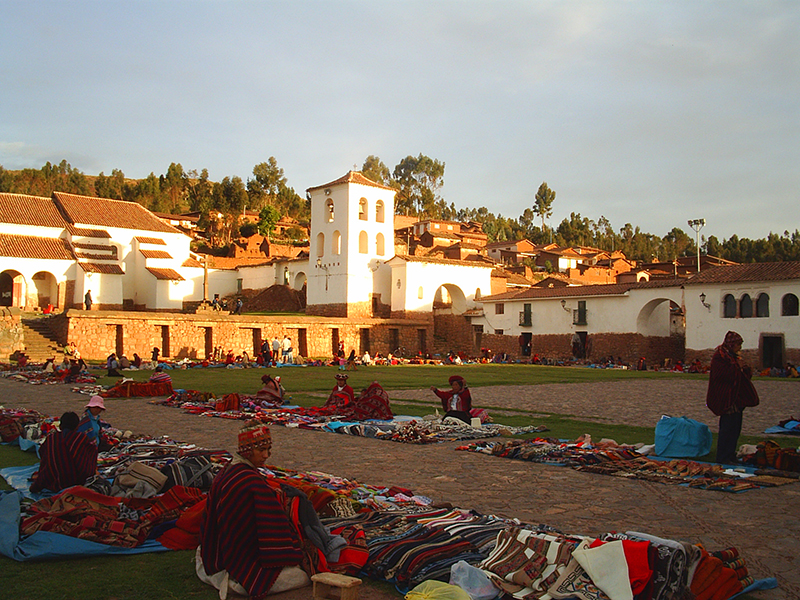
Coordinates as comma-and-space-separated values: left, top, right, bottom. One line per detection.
432, 283, 467, 315
0, 270, 26, 308
636, 297, 684, 337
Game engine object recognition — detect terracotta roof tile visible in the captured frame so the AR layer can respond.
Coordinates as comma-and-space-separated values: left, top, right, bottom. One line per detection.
80, 263, 124, 274
182, 257, 203, 268
67, 225, 111, 238
0, 193, 67, 228
146, 267, 185, 281
53, 192, 179, 234
685, 262, 800, 285
307, 170, 397, 193
139, 249, 173, 259
479, 279, 682, 302
0, 234, 75, 260
134, 236, 167, 245
392, 254, 495, 268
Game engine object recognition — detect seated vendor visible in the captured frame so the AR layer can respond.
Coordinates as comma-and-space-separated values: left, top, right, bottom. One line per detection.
30, 411, 98, 493
329, 372, 355, 404
256, 374, 285, 405
76, 395, 112, 450
198, 421, 309, 597
430, 375, 473, 424
149, 366, 172, 384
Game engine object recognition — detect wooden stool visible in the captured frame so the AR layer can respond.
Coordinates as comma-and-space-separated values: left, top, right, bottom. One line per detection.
311, 572, 362, 600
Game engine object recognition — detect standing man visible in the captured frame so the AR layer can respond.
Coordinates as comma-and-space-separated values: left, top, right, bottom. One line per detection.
706, 331, 760, 464
84, 290, 92, 311
234, 298, 243, 315
272, 336, 281, 363
282, 335, 293, 364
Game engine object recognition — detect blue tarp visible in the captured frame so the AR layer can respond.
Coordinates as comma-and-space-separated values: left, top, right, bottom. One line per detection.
655, 416, 712, 458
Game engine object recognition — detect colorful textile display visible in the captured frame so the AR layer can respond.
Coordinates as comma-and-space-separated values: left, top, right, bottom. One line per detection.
101, 380, 173, 398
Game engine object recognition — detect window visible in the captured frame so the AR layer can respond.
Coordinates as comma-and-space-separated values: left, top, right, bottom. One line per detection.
740, 294, 753, 318
358, 198, 368, 221
418, 286, 423, 299
573, 300, 587, 326
376, 200, 385, 223
495, 303, 505, 315
495, 329, 504, 335
756, 293, 769, 317
358, 231, 368, 253
325, 199, 334, 222
519, 304, 532, 327
376, 233, 385, 256
332, 230, 341, 255
316, 233, 324, 257
723, 294, 736, 318
783, 293, 799, 316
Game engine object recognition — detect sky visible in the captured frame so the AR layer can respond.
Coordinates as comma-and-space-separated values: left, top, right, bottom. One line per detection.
1, 0, 798, 242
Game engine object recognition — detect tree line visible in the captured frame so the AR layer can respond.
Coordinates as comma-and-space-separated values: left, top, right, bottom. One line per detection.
1, 158, 798, 264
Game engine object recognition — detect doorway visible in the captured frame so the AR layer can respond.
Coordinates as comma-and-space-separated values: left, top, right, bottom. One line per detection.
762, 335, 783, 369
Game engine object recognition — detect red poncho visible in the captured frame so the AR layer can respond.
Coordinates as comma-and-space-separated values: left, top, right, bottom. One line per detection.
200, 462, 304, 598
30, 429, 97, 493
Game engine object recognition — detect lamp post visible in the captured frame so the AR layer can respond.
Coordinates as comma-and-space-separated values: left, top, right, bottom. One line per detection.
687, 218, 706, 273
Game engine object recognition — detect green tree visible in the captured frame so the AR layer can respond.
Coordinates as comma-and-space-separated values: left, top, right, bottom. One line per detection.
533, 182, 555, 232
258, 204, 281, 240
247, 158, 286, 211
361, 155, 391, 186
94, 169, 127, 200
392, 154, 445, 217
0, 165, 13, 192
159, 162, 186, 213
186, 168, 214, 213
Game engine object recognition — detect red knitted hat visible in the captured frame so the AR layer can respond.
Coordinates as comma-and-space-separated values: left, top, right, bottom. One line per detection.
238, 421, 271, 456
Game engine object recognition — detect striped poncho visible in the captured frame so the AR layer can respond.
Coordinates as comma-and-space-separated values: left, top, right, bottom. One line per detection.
200, 461, 304, 598
30, 429, 98, 493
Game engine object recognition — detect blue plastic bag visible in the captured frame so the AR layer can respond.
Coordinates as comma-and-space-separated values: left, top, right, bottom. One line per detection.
654, 415, 712, 458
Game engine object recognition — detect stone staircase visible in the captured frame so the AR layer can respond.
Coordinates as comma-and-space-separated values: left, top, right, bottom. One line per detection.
21, 317, 64, 362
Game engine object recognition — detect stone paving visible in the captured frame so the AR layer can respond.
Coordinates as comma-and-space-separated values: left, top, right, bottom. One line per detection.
2, 376, 798, 600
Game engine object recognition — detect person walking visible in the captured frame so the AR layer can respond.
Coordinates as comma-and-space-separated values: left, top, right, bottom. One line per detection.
706, 331, 760, 464
84, 290, 92, 311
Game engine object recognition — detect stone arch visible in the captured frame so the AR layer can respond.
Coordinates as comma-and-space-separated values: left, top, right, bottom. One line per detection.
432, 283, 468, 315
636, 297, 682, 337
31, 271, 58, 309
0, 270, 26, 308
292, 271, 306, 290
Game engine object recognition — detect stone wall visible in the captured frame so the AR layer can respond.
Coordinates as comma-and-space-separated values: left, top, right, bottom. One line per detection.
0, 308, 23, 360
433, 313, 476, 355
60, 310, 432, 361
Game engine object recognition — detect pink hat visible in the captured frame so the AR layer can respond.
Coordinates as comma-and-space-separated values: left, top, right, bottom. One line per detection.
85, 395, 106, 410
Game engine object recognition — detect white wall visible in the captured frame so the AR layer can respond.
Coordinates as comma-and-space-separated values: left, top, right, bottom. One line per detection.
390, 259, 493, 313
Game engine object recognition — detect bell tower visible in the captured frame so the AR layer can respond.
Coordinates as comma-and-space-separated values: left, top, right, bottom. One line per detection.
306, 171, 396, 317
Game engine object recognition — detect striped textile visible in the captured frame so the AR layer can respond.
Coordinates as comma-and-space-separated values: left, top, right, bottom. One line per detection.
30, 429, 98, 493
201, 463, 304, 599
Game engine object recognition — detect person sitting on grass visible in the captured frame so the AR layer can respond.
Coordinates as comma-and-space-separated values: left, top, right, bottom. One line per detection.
30, 411, 97, 493
198, 422, 309, 597
256, 374, 285, 405
76, 396, 113, 451
149, 366, 172, 385
430, 375, 473, 424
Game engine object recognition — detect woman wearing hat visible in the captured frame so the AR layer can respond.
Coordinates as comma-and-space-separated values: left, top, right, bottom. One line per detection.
706, 331, 760, 464
198, 421, 308, 597
431, 375, 472, 424
328, 373, 355, 404
76, 395, 112, 450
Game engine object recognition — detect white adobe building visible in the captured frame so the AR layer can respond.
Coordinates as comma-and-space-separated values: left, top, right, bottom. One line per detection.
304, 171, 493, 318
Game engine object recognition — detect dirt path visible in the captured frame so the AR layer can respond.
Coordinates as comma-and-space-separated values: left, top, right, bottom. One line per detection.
2, 377, 798, 600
